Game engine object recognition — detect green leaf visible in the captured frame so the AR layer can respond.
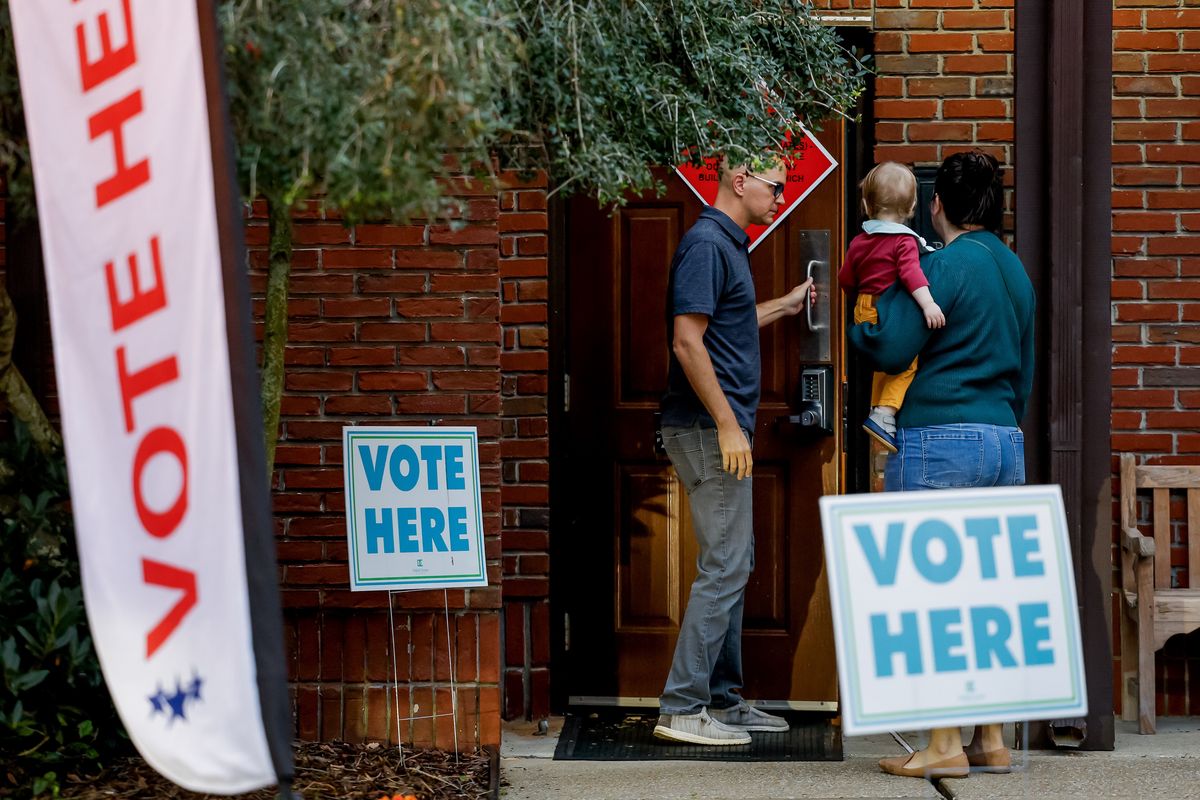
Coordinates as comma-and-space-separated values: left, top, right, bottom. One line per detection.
31, 771, 58, 798
12, 669, 48, 692
1, 637, 20, 671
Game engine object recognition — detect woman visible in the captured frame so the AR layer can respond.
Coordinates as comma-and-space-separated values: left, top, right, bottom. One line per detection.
847, 150, 1036, 778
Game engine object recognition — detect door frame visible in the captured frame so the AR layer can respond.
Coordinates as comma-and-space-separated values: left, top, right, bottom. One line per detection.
547, 187, 571, 712
1013, 0, 1113, 750
840, 26, 875, 497
547, 28, 875, 713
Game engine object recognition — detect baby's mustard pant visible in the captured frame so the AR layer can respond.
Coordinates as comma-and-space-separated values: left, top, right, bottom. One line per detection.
854, 293, 917, 410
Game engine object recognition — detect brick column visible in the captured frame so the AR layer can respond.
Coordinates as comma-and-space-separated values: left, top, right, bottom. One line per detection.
497, 173, 552, 720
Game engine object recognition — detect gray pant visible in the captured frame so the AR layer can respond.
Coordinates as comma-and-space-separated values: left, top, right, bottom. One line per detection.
659, 423, 755, 715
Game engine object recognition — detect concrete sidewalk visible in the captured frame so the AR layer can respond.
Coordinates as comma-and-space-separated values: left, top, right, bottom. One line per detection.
500, 717, 1200, 800
943, 718, 1200, 800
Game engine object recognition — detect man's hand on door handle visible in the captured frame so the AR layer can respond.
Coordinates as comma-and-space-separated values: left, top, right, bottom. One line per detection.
719, 424, 753, 480
756, 277, 817, 327
781, 277, 818, 316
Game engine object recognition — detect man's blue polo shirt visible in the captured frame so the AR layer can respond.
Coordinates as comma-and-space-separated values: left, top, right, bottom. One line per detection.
661, 206, 760, 432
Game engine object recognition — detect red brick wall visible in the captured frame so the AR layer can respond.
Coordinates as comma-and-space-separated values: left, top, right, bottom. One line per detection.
812, 0, 874, 23
1111, 0, 1200, 716
497, 175, 553, 720
246, 183, 505, 749
870, 0, 1014, 176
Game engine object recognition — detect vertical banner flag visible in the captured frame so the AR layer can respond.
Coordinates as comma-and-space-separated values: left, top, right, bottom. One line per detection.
675, 128, 838, 252
343, 426, 488, 592
9, 0, 294, 793
820, 486, 1087, 736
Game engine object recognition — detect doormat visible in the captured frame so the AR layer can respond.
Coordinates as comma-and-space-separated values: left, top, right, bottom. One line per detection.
553, 707, 841, 762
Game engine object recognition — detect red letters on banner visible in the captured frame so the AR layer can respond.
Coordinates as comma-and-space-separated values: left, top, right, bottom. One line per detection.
88, 90, 150, 208
74, 0, 137, 92
74, 0, 196, 658
133, 428, 189, 538
115, 347, 179, 433
105, 236, 166, 332
141, 559, 197, 658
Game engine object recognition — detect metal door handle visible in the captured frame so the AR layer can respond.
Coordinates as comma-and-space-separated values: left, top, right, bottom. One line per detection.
805, 260, 824, 332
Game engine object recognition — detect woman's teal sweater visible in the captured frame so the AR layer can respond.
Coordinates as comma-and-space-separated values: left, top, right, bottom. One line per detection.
847, 230, 1036, 429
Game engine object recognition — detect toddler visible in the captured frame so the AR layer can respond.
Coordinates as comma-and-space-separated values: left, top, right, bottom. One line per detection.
839, 161, 944, 452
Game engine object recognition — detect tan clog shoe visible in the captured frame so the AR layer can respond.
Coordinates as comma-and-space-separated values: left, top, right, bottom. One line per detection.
966, 747, 1012, 774
879, 752, 970, 778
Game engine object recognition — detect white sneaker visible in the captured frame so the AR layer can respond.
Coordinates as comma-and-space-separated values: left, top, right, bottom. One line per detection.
869, 407, 897, 436
653, 708, 752, 746
864, 408, 898, 453
709, 701, 790, 732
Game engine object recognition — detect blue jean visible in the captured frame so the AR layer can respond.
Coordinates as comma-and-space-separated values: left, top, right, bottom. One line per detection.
884, 423, 1026, 492
659, 423, 755, 714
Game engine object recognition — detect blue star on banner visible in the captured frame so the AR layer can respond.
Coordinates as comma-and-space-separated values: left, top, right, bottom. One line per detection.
187, 673, 203, 702
148, 686, 167, 715
148, 671, 204, 724
165, 682, 188, 721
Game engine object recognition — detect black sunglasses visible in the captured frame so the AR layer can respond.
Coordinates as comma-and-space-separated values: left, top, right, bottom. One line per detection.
746, 172, 786, 199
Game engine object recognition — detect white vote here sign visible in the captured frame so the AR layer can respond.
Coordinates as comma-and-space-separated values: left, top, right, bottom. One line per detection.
343, 426, 487, 591
820, 486, 1087, 736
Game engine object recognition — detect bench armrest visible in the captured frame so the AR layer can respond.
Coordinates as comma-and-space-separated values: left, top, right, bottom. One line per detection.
1122, 526, 1156, 559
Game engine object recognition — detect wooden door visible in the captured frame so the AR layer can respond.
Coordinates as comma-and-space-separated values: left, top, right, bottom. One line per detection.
562, 123, 845, 708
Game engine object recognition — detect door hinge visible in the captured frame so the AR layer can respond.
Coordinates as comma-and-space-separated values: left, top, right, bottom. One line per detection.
842, 380, 850, 441
563, 612, 571, 652
563, 373, 571, 413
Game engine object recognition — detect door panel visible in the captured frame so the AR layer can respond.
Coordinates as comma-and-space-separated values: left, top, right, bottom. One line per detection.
616, 465, 679, 630
618, 207, 679, 404
565, 122, 845, 706
745, 466, 788, 631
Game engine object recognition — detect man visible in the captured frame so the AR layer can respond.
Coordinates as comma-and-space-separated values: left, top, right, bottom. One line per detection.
654, 158, 816, 746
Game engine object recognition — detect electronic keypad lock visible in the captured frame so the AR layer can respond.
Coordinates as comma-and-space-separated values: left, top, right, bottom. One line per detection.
780, 366, 834, 436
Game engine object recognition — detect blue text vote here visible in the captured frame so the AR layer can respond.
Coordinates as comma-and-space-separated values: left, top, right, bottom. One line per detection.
852, 515, 1057, 677
358, 443, 467, 492
357, 443, 472, 554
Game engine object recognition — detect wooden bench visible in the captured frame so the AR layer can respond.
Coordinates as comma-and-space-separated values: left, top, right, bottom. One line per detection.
1119, 454, 1200, 734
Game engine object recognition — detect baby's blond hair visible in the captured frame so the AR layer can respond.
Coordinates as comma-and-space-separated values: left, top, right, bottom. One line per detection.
860, 162, 918, 219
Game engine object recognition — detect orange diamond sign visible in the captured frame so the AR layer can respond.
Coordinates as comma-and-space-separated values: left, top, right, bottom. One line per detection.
674, 128, 839, 252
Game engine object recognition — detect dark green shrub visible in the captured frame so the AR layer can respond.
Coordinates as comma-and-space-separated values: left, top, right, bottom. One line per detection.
0, 423, 126, 798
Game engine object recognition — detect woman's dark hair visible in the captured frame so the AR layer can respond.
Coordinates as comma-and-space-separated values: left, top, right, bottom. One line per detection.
934, 151, 1004, 233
